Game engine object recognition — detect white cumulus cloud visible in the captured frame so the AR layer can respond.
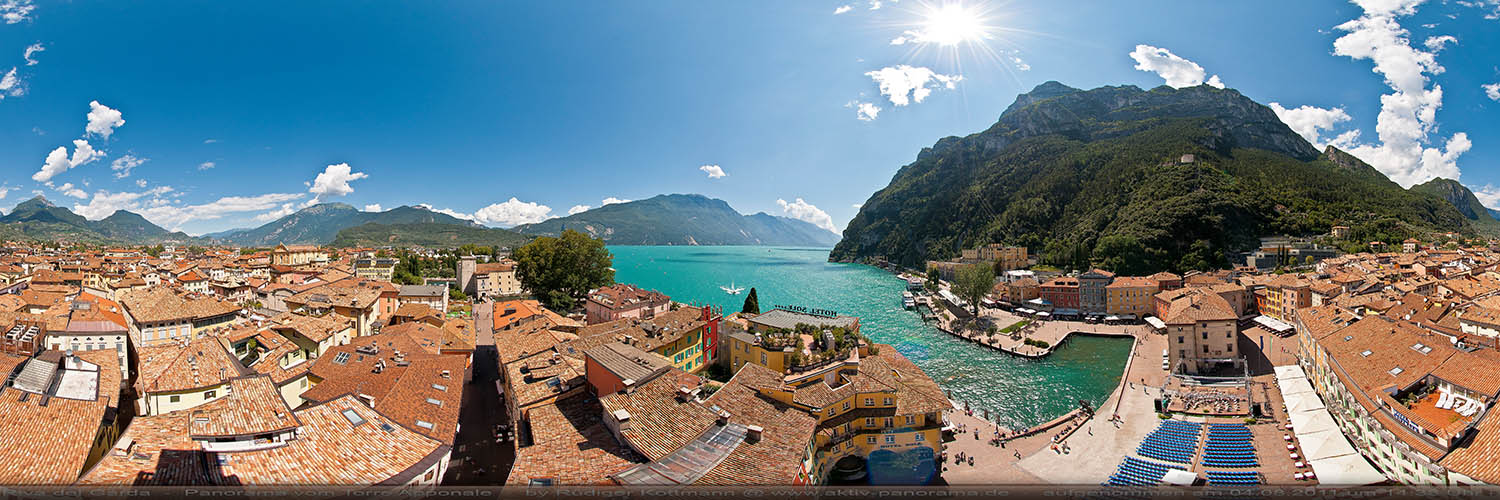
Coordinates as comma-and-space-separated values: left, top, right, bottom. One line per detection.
865, 65, 961, 107
32, 139, 102, 183
198, 161, 216, 170
846, 100, 880, 121
363, 204, 383, 212
1423, 35, 1457, 51
85, 101, 125, 138
111, 154, 146, 179
699, 165, 727, 179
1269, 103, 1354, 150
1, 0, 34, 24
129, 192, 304, 229
306, 162, 368, 203
70, 186, 175, 220
1326, 0, 1470, 187
22, 42, 43, 66
568, 204, 590, 215
602, 197, 629, 205
1128, 45, 1224, 89
55, 182, 86, 199
472, 198, 554, 227
0, 67, 23, 99
254, 203, 297, 222
834, 4, 852, 14
1485, 83, 1500, 101
1471, 184, 1500, 212
777, 198, 838, 234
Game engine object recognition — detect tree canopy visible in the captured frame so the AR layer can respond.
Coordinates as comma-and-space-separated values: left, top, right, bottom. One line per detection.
953, 263, 995, 314
513, 229, 615, 311
742, 287, 760, 315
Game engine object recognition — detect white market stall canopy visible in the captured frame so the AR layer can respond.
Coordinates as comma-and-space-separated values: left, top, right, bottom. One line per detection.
1274, 364, 1387, 486
1307, 454, 1388, 486
1161, 469, 1198, 486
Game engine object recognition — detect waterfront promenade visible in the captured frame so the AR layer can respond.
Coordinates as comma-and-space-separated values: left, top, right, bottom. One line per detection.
933, 304, 1146, 358
943, 323, 1166, 484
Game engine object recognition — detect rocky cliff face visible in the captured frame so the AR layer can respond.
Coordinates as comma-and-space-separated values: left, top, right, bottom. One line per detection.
831, 82, 1470, 271
1410, 177, 1495, 223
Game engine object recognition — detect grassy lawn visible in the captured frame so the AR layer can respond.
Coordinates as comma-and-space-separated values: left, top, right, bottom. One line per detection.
999, 319, 1031, 334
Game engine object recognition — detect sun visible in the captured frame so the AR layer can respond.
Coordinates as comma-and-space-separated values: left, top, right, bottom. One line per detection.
921, 3, 990, 47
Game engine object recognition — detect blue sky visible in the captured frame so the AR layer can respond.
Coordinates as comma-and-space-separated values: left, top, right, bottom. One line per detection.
0, 0, 1497, 236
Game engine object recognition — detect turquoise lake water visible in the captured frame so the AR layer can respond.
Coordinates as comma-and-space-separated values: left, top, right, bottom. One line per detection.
608, 245, 1133, 428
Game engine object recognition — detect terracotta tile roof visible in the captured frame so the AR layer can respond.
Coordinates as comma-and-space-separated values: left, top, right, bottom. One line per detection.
244, 331, 310, 386
76, 407, 208, 485
302, 333, 465, 444
383, 321, 474, 354
1320, 316, 1452, 395
266, 312, 351, 344
1295, 306, 1362, 341
598, 369, 716, 460
1159, 288, 1236, 324
285, 284, 380, 310
1440, 406, 1500, 482
119, 287, 242, 324
81, 395, 449, 486
861, 347, 951, 416
587, 284, 669, 312
1106, 276, 1156, 289
696, 364, 818, 485
0, 349, 122, 484
188, 376, 300, 439
136, 336, 248, 394
473, 261, 515, 275
506, 394, 644, 485
391, 302, 441, 322
505, 346, 585, 409
574, 307, 709, 353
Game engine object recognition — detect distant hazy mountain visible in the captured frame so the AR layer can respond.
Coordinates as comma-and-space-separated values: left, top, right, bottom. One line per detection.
512, 194, 840, 246
213, 203, 482, 247
0, 196, 194, 244
331, 222, 531, 248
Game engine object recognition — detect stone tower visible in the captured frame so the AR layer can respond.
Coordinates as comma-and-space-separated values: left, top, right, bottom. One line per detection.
458, 255, 477, 296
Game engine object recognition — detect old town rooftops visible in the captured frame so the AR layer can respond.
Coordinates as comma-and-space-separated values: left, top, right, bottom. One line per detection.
746, 308, 857, 331
79, 394, 448, 486
119, 287, 242, 324
0, 349, 121, 484
586, 342, 672, 388
187, 375, 299, 439
266, 311, 350, 343
588, 284, 669, 310
285, 284, 381, 310
137, 336, 250, 394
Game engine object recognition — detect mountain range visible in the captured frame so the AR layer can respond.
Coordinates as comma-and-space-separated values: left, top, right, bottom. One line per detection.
208, 203, 495, 247
1408, 178, 1500, 228
0, 196, 194, 244
830, 81, 1475, 272
512, 194, 841, 246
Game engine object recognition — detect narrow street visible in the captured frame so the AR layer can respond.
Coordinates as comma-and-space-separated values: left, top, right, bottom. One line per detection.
442, 300, 515, 485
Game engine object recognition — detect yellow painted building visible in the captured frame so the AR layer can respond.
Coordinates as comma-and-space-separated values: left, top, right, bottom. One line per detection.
1105, 277, 1157, 316
655, 327, 705, 373
726, 330, 791, 374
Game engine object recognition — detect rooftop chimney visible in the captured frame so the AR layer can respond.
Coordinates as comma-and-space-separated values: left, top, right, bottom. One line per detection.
717, 410, 731, 425
746, 425, 763, 442
357, 393, 375, 408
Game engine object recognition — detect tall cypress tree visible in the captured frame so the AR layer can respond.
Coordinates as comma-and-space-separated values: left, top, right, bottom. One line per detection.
742, 288, 760, 315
